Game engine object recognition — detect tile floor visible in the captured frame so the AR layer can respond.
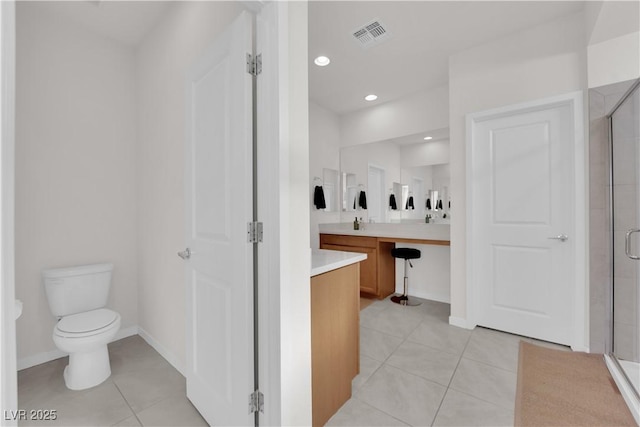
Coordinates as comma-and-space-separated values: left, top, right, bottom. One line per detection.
327, 296, 569, 427
17, 297, 568, 427
17, 335, 206, 426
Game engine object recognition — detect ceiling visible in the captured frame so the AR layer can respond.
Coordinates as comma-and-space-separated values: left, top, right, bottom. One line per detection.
32, 1, 171, 46
308, 1, 585, 115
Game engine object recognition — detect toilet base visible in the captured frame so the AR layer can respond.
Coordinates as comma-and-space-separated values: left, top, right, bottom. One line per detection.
63, 345, 111, 390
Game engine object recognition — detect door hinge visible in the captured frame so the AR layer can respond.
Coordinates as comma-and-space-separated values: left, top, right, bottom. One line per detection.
246, 53, 262, 76
249, 389, 264, 414
247, 221, 263, 243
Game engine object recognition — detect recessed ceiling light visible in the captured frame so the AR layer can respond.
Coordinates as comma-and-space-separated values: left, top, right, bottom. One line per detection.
423, 136, 433, 140
365, 94, 378, 101
314, 56, 330, 67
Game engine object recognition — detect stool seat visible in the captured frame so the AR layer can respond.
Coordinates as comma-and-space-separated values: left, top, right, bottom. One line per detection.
391, 248, 421, 260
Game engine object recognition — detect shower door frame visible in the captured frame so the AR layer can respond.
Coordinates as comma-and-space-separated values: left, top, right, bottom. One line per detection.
606, 78, 640, 424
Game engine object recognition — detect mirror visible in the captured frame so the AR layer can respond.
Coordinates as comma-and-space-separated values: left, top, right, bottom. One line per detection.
340, 131, 450, 223
322, 168, 339, 212
341, 172, 357, 212
391, 182, 402, 211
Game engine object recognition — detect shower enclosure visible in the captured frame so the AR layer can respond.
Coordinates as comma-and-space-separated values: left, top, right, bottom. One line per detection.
608, 79, 640, 420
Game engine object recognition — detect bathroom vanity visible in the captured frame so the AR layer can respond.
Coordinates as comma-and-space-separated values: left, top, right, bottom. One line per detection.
319, 223, 450, 299
310, 249, 366, 426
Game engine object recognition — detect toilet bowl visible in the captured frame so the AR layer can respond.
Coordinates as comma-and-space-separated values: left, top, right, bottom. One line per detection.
43, 263, 120, 390
52, 308, 121, 390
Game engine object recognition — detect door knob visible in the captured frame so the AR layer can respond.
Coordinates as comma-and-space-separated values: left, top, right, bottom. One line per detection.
177, 248, 191, 260
548, 234, 569, 242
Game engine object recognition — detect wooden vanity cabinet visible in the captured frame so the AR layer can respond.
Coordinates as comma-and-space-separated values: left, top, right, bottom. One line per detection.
320, 234, 395, 298
311, 263, 360, 426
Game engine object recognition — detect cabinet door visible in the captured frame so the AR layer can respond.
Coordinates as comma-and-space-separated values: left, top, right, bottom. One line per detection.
321, 244, 377, 295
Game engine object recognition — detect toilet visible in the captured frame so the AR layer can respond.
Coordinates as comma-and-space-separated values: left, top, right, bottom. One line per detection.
42, 263, 121, 390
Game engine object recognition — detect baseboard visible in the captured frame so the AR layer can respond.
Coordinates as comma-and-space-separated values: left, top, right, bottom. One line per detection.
449, 316, 473, 330
17, 325, 139, 371
138, 326, 185, 377
411, 290, 450, 304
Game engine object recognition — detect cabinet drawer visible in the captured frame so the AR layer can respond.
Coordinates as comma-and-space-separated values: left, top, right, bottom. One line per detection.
320, 233, 377, 248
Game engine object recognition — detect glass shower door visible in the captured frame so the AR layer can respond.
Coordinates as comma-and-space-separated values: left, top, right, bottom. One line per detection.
611, 82, 640, 395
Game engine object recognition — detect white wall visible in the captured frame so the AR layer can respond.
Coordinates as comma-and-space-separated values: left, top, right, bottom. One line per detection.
15, 3, 138, 365
309, 102, 341, 248
340, 85, 449, 147
400, 140, 449, 168
448, 11, 587, 324
586, 0, 639, 88
136, 1, 245, 370
588, 32, 640, 89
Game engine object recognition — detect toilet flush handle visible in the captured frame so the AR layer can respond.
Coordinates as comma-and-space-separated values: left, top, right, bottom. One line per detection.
177, 248, 191, 260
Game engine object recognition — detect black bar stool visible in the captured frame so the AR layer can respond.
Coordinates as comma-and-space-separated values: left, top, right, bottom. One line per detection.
390, 248, 422, 306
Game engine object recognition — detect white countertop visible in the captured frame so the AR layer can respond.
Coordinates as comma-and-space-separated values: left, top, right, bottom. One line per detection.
311, 249, 367, 277
318, 222, 450, 241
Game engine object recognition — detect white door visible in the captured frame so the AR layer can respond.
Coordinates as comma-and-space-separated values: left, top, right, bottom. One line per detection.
468, 96, 579, 346
184, 11, 254, 426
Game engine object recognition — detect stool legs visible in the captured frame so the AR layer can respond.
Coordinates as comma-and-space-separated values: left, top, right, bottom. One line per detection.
391, 258, 421, 306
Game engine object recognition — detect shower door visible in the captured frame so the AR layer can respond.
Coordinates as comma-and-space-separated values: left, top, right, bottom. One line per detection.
611, 82, 640, 395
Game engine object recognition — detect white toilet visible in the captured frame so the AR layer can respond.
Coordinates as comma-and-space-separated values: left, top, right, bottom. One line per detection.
42, 263, 121, 390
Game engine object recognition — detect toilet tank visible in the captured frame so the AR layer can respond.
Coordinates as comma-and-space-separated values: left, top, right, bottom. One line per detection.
42, 263, 114, 317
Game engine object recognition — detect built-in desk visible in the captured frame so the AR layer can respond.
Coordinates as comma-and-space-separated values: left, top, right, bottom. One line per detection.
319, 223, 450, 299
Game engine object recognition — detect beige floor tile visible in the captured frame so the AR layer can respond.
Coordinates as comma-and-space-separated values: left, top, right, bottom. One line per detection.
360, 326, 404, 362
407, 317, 472, 356
352, 355, 382, 391
112, 415, 142, 426
19, 381, 134, 427
449, 358, 517, 411
135, 393, 207, 427
386, 341, 460, 386
355, 364, 446, 427
360, 303, 424, 338
18, 357, 69, 409
109, 336, 169, 377
432, 389, 514, 427
112, 360, 186, 413
326, 398, 408, 426
462, 327, 523, 372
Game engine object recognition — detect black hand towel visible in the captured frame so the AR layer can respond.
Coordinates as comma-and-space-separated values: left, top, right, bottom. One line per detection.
313, 185, 326, 209
359, 191, 367, 209
426, 198, 431, 210
406, 196, 414, 210
437, 199, 443, 210
389, 194, 397, 210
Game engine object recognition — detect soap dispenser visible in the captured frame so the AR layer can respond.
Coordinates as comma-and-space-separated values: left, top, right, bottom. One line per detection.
353, 217, 359, 230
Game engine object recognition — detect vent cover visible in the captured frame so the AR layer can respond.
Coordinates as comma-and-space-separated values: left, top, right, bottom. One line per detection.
352, 20, 390, 48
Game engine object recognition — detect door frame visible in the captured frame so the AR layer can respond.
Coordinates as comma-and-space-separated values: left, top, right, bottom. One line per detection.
465, 91, 587, 351
1, 0, 17, 422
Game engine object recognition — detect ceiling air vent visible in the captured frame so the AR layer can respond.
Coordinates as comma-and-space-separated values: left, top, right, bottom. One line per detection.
352, 20, 391, 48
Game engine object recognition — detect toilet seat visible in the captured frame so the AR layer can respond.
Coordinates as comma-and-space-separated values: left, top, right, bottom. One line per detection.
55, 308, 119, 339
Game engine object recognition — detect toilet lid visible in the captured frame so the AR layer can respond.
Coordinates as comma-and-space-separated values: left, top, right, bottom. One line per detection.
57, 308, 118, 334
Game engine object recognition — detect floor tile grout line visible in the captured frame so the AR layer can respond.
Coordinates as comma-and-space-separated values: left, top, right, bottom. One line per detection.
350, 396, 411, 426
443, 387, 517, 414
429, 327, 473, 427
112, 378, 144, 427
359, 303, 458, 427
